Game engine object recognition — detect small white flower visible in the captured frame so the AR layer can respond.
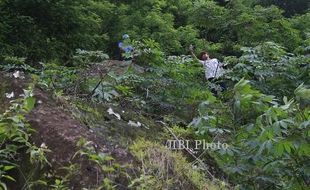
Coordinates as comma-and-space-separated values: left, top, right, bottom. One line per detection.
40, 143, 47, 149
128, 120, 142, 127
5, 92, 14, 99
13, 71, 20, 78
38, 100, 43, 104
107, 108, 121, 120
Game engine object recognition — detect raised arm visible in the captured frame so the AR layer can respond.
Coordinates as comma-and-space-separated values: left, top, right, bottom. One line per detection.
189, 45, 199, 61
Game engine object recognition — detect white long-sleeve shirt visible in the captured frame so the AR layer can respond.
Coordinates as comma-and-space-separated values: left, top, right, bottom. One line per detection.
199, 58, 224, 79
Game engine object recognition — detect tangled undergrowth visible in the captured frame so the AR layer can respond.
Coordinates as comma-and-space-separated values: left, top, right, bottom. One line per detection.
0, 37, 309, 189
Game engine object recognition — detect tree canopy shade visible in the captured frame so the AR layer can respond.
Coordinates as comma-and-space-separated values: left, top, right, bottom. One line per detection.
1, 0, 309, 63
0, 0, 108, 63
258, 0, 310, 17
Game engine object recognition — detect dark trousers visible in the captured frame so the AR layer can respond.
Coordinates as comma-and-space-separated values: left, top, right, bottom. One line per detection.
207, 77, 226, 94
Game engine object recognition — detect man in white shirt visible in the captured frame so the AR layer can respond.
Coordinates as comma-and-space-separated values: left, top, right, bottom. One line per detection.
189, 46, 224, 81
189, 45, 227, 94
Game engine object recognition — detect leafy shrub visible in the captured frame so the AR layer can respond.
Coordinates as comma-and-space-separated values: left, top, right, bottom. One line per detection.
0, 56, 37, 72
190, 79, 310, 189
73, 49, 109, 67
0, 85, 49, 189
39, 62, 78, 93
224, 42, 309, 97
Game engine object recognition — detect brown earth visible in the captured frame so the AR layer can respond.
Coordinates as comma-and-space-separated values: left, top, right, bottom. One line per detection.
0, 71, 138, 189
0, 61, 228, 189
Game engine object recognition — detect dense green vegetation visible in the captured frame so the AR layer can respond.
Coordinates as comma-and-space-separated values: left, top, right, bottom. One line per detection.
0, 0, 309, 189
1, 0, 309, 62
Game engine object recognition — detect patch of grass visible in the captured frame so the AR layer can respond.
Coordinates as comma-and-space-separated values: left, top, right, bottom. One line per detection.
129, 139, 228, 190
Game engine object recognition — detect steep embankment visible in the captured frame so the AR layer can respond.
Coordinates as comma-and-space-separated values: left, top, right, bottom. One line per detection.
0, 63, 227, 189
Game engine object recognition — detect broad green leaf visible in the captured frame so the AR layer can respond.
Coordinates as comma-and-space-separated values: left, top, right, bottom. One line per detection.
283, 141, 292, 153
2, 175, 15, 182
3, 166, 15, 171
24, 97, 36, 112
275, 143, 284, 156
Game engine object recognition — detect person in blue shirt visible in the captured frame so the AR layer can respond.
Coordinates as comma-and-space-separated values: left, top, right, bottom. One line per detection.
118, 34, 134, 61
